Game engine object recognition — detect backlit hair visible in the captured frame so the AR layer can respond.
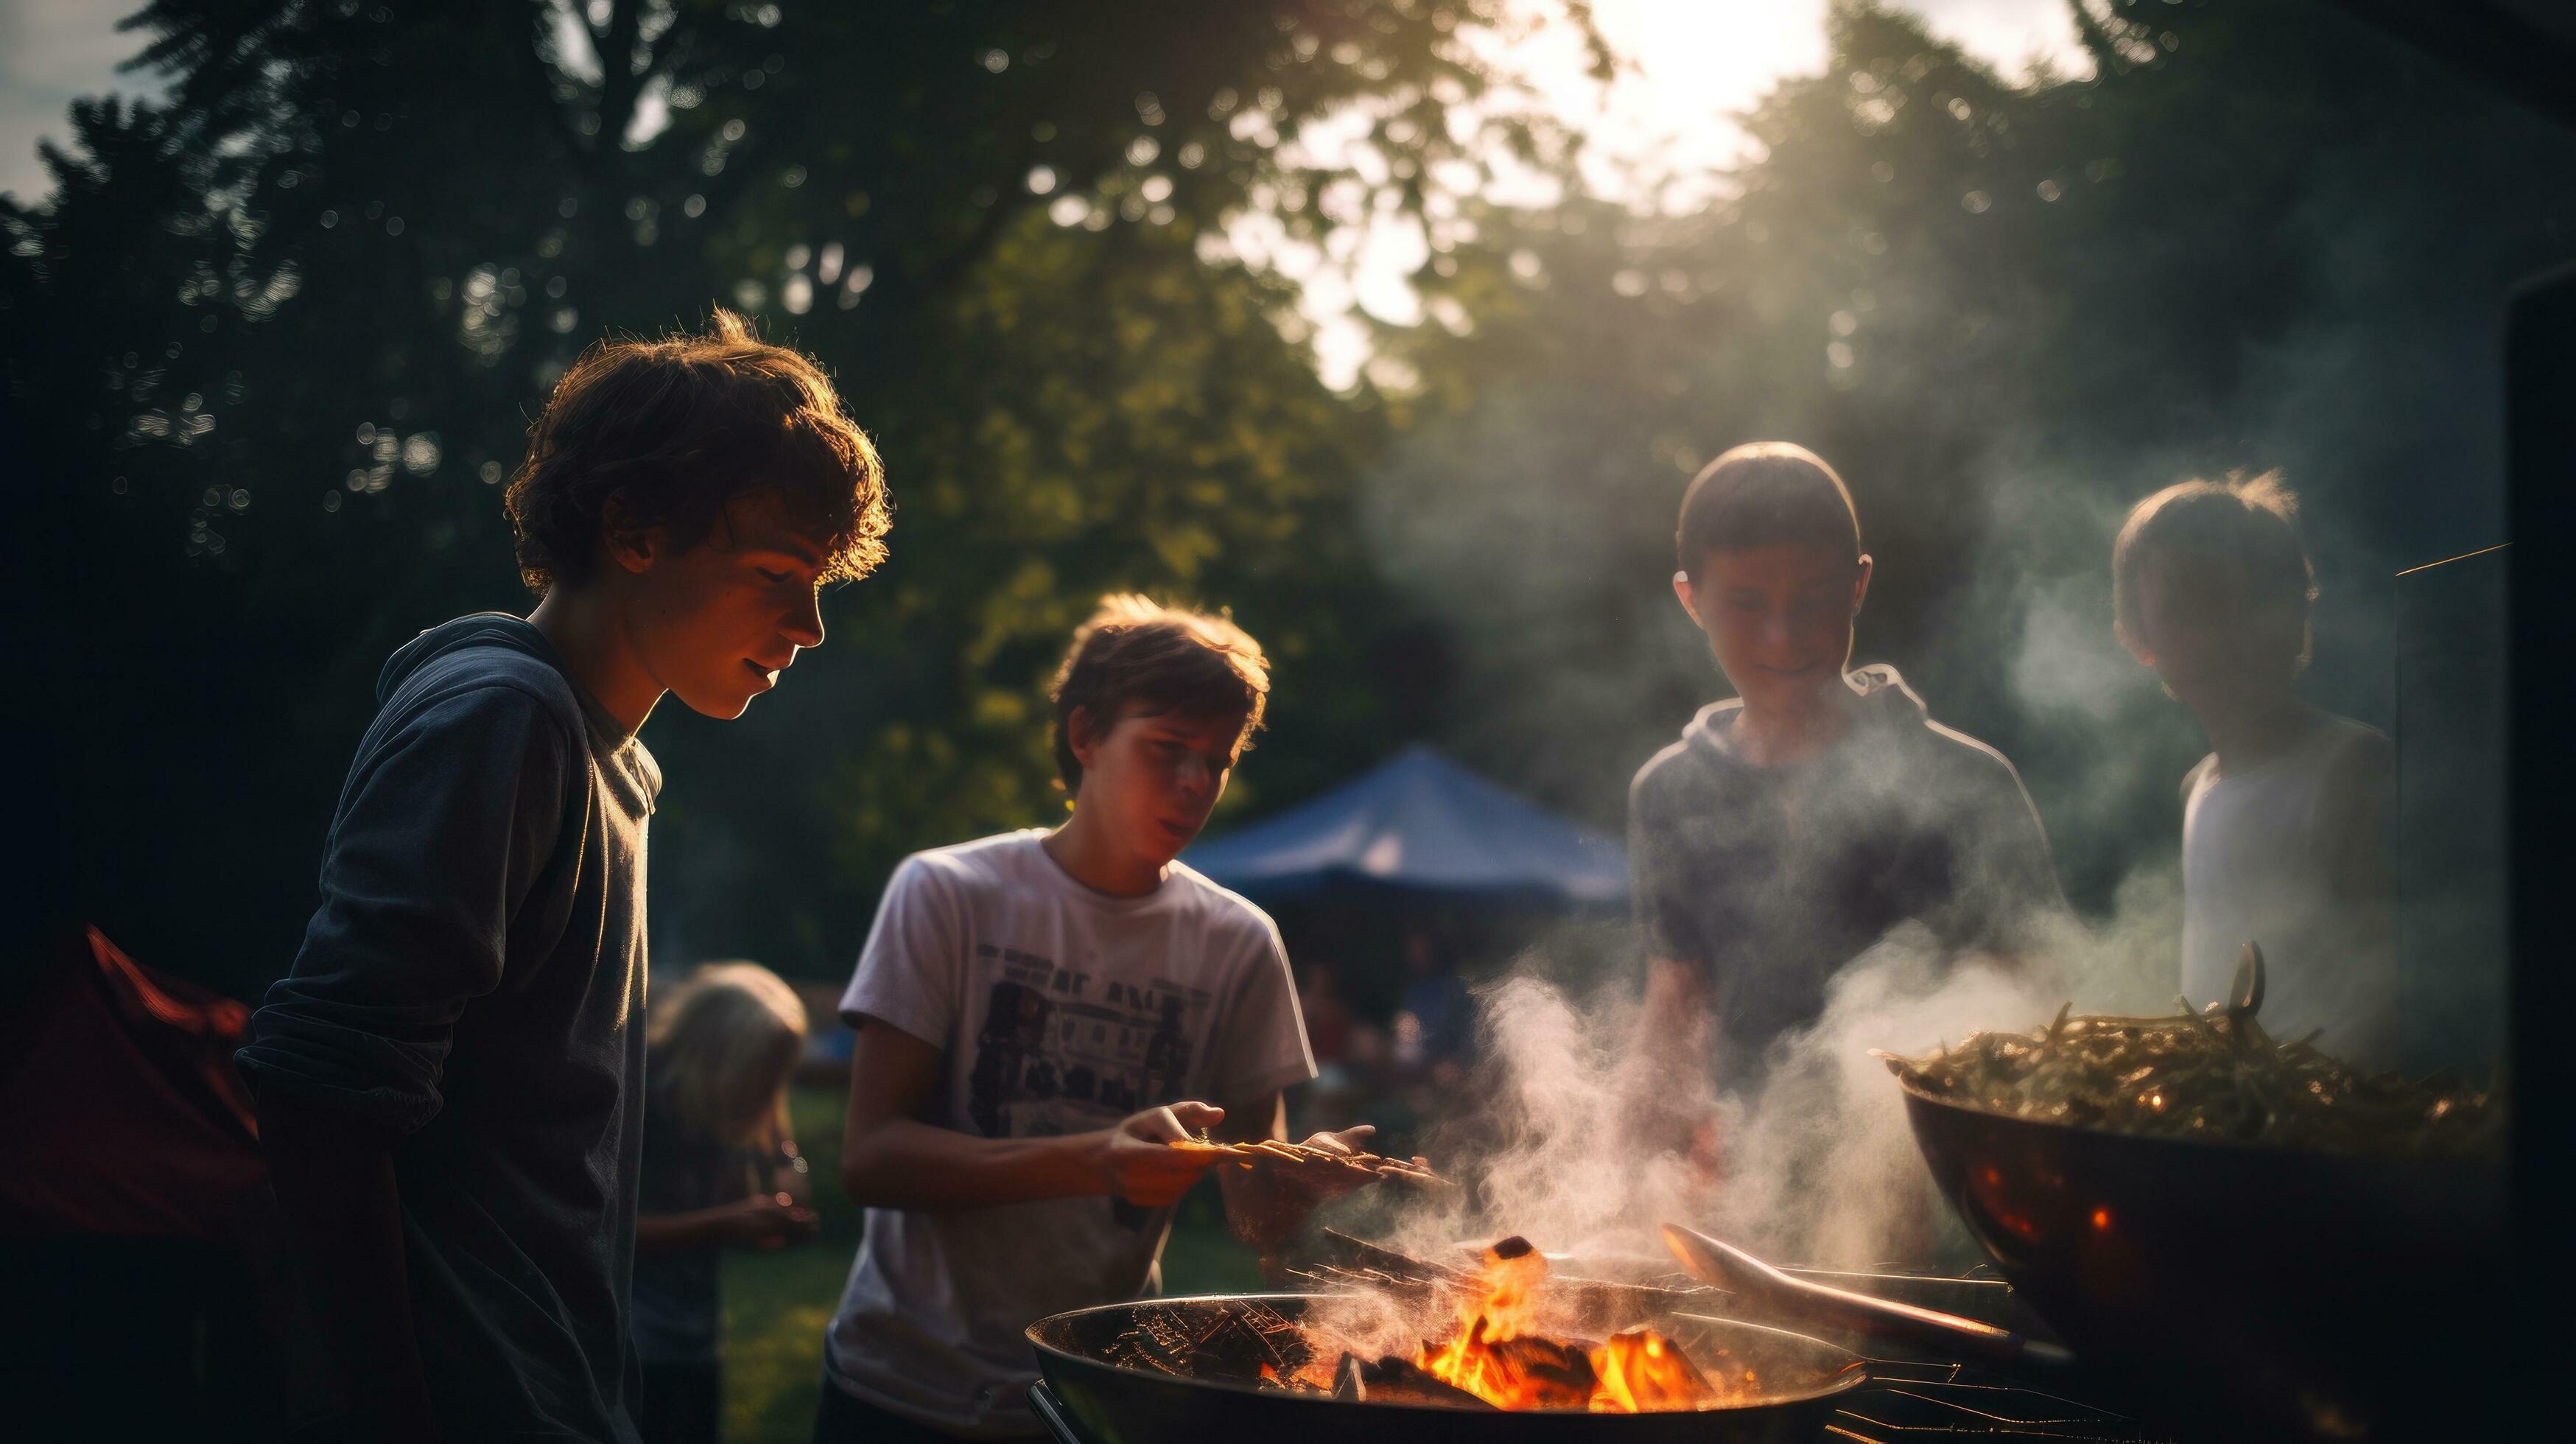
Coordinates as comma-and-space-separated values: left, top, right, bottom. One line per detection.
645, 961, 808, 1147
1047, 595, 1270, 792
1677, 441, 1863, 578
505, 309, 891, 592
2113, 470, 2317, 670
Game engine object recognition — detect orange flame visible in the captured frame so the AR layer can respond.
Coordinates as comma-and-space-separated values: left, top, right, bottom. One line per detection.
1414, 1239, 1720, 1412
1590, 1327, 1717, 1413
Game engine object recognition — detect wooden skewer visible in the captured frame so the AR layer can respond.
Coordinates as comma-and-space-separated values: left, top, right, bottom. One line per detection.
1168, 1138, 1448, 1184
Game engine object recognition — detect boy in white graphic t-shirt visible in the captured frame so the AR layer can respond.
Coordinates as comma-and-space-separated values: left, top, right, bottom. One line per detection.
2114, 472, 2399, 1065
815, 596, 1382, 1441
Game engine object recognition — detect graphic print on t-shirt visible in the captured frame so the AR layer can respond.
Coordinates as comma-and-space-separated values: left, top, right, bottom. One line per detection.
963, 941, 1210, 1145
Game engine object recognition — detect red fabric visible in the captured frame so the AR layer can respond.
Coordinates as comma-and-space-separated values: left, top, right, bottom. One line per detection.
0, 927, 266, 1239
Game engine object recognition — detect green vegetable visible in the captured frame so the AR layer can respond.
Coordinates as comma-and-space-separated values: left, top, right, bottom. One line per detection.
1885, 1002, 2503, 1157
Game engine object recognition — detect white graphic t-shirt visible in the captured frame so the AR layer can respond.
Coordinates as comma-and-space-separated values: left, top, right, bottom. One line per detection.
821, 830, 1314, 1437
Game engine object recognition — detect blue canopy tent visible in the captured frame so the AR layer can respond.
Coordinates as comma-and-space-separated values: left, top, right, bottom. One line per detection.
1182, 745, 1627, 908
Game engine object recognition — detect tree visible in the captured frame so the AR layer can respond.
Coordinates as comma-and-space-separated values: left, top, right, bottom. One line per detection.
5, 0, 1586, 988
1364, 0, 2576, 915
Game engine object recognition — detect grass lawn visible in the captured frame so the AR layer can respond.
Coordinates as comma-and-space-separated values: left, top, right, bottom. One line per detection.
717, 1082, 1264, 1443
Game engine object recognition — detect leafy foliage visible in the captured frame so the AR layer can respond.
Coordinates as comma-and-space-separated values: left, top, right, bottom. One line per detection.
7, 0, 1550, 989
9, 0, 2572, 995
1366, 0, 2576, 911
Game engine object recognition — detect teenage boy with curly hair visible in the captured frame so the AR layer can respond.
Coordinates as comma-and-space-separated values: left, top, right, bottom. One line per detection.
239, 312, 891, 1444
815, 597, 1378, 1442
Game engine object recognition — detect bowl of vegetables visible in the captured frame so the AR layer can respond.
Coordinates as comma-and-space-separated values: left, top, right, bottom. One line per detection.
1884, 953, 2507, 1441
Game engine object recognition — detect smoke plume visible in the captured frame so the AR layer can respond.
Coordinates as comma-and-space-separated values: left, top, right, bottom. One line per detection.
1328, 879, 2186, 1277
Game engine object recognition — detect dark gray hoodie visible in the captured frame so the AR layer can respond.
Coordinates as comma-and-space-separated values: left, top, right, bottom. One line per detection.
1627, 665, 2060, 1081
239, 614, 658, 1443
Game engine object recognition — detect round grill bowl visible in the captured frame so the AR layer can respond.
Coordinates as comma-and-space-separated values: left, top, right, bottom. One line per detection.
1898, 1083, 2510, 1440
1027, 1293, 1864, 1444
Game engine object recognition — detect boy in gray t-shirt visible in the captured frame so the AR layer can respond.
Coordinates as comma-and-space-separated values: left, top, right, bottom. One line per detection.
816, 597, 1380, 1440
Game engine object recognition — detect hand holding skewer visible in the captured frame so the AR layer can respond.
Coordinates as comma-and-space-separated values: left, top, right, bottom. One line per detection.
1102, 1102, 1232, 1205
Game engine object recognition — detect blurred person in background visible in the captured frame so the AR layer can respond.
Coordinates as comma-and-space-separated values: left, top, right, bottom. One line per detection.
632, 961, 821, 1444
1627, 443, 2062, 1145
1296, 959, 1354, 1070
1391, 928, 1473, 1154
1293, 960, 1364, 1135
2114, 473, 2398, 1062
1391, 926, 1473, 1076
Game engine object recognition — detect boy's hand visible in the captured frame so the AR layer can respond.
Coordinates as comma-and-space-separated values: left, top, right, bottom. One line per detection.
1098, 1101, 1226, 1205
718, 1193, 821, 1250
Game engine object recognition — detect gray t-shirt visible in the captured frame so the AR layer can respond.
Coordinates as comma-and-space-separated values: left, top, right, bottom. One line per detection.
822, 831, 1313, 1437
1628, 665, 2060, 1085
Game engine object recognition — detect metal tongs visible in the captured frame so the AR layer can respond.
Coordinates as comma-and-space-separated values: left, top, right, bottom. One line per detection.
1662, 1223, 2074, 1370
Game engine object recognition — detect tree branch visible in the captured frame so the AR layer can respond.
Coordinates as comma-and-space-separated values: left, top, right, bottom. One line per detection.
593, 0, 650, 154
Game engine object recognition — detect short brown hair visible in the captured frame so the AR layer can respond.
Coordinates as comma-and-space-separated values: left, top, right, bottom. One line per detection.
504, 309, 891, 592
2113, 470, 2317, 667
1048, 595, 1270, 791
1677, 441, 1861, 577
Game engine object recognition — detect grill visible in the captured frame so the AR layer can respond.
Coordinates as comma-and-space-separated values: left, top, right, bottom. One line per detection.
1761, 1267, 2165, 1443
1026, 1253, 2175, 1444
1031, 1348, 2169, 1444
1822, 1357, 2165, 1442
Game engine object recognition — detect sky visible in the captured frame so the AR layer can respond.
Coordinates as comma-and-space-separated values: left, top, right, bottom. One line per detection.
1277, 0, 2090, 385
0, 0, 2086, 384
1497, 0, 2083, 189
0, 0, 157, 202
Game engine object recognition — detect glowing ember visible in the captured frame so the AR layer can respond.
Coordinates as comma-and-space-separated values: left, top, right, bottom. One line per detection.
1414, 1237, 1722, 1412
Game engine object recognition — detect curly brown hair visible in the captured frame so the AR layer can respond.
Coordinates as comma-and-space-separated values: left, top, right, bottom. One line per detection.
1047, 596, 1270, 792
503, 309, 890, 592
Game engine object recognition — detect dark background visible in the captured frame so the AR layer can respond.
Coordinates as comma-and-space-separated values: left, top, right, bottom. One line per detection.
10, 0, 2573, 1004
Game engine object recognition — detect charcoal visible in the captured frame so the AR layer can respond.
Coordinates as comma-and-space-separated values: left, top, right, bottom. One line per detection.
1104, 1301, 1313, 1381
1199, 1300, 1309, 1376
1332, 1352, 1366, 1402
1254, 1355, 1333, 1395
1331, 1352, 1497, 1409
1485, 1333, 1598, 1409
1103, 1331, 1190, 1375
